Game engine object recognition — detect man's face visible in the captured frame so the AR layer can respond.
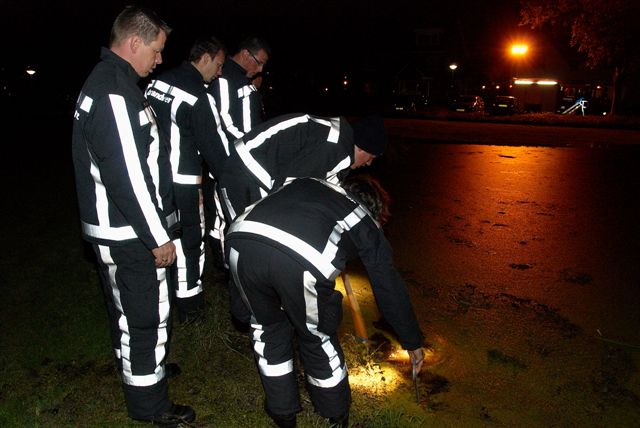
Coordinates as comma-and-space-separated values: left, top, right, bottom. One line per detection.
131, 30, 167, 77
351, 145, 377, 169
244, 48, 268, 78
202, 50, 225, 83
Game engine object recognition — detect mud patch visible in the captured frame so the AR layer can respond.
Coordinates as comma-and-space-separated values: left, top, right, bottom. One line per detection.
447, 235, 475, 247
488, 349, 528, 370
497, 293, 580, 338
560, 268, 593, 285
510, 263, 533, 270
450, 284, 493, 313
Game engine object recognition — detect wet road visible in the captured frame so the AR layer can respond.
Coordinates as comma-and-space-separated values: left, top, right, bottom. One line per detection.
366, 140, 640, 426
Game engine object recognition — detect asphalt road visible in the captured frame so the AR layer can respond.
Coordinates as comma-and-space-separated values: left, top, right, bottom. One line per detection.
385, 118, 640, 148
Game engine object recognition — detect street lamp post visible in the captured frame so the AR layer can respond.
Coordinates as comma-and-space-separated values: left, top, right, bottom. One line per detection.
449, 63, 458, 88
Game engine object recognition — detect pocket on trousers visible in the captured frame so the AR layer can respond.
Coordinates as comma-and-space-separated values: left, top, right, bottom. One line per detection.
317, 288, 344, 336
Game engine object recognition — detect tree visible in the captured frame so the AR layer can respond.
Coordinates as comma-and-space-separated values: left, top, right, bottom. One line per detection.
520, 0, 640, 115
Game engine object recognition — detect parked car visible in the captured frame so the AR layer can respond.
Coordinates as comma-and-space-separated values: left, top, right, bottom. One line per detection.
450, 95, 485, 113
489, 95, 524, 115
390, 94, 428, 114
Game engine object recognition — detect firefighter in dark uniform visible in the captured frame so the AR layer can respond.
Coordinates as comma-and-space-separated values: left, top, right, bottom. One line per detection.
146, 37, 228, 323
71, 6, 195, 425
204, 36, 270, 252
225, 176, 425, 427
218, 113, 387, 222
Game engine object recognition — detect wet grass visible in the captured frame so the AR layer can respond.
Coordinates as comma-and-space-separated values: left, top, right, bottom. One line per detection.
0, 163, 426, 427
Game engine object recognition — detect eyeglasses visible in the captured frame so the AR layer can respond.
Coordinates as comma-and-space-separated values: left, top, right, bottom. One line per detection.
247, 50, 265, 67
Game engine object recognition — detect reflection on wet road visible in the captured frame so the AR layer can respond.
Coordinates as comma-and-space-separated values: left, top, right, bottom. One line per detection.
368, 141, 640, 426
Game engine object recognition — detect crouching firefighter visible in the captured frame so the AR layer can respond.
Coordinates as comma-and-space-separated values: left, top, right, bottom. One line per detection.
225, 176, 425, 427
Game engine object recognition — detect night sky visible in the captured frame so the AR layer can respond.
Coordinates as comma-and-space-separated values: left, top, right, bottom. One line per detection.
1, 0, 579, 116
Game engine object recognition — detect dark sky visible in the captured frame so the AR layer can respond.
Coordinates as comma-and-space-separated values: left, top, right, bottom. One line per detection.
3, 0, 571, 108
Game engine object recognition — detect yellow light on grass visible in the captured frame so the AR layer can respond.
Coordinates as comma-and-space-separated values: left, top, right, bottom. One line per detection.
514, 79, 534, 85
537, 80, 558, 85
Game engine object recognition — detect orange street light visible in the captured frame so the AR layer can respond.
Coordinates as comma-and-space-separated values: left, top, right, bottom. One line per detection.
510, 44, 528, 57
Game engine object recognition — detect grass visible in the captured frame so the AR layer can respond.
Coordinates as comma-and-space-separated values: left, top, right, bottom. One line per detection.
0, 157, 427, 427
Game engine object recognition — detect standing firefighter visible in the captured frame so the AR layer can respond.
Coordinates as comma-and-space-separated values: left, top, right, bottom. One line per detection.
71, 6, 195, 426
225, 176, 425, 427
146, 37, 229, 323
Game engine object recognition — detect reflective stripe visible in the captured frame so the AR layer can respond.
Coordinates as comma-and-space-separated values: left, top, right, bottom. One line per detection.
244, 115, 309, 150
228, 220, 340, 280
221, 186, 238, 221
173, 237, 204, 299
229, 247, 256, 318
207, 94, 230, 156
302, 271, 348, 387
148, 80, 203, 187
150, 80, 198, 106
83, 210, 177, 243
166, 211, 178, 228
83, 221, 137, 241
79, 93, 93, 113
173, 174, 202, 185
248, 311, 295, 377
242, 92, 252, 133
218, 78, 244, 139
97, 245, 169, 387
308, 116, 341, 143
234, 138, 274, 190
110, 94, 169, 245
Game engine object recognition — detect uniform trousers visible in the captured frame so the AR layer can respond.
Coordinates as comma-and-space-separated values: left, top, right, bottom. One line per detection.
227, 239, 351, 419
93, 241, 173, 419
173, 183, 205, 315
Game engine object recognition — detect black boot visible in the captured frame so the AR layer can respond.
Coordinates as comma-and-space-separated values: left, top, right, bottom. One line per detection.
266, 409, 297, 427
328, 412, 349, 428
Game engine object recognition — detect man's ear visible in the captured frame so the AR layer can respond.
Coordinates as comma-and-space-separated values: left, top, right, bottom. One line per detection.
129, 35, 141, 54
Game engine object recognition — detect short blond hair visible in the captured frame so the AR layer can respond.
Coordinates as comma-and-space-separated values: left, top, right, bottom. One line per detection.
110, 5, 171, 47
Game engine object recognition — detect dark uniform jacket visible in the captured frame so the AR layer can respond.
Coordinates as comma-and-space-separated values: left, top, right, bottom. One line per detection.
219, 113, 354, 219
72, 48, 177, 249
226, 177, 423, 350
208, 59, 262, 141
146, 61, 229, 181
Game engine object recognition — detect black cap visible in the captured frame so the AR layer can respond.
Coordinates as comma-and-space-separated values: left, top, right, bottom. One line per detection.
351, 115, 388, 156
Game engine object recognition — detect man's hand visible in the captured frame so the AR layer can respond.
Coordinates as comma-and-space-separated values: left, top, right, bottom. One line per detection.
408, 348, 425, 374
152, 241, 176, 268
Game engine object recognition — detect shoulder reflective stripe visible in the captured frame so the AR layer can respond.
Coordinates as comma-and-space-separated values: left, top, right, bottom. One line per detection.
218, 78, 244, 139
308, 116, 341, 143
82, 221, 137, 240
139, 109, 150, 126
151, 80, 198, 106
207, 94, 230, 155
227, 220, 339, 280
79, 93, 93, 113
173, 173, 202, 185
322, 207, 367, 262
109, 94, 169, 245
237, 85, 255, 98
234, 139, 274, 190
245, 115, 310, 150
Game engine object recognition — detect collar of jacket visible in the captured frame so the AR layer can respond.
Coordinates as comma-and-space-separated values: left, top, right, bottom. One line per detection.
100, 47, 140, 84
224, 58, 250, 82
182, 61, 206, 84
